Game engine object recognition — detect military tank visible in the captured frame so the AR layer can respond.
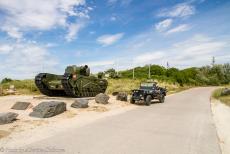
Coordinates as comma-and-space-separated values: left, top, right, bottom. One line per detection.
35, 65, 108, 97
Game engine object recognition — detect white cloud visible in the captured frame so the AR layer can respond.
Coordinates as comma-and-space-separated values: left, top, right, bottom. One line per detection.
0, 0, 89, 40
132, 34, 228, 68
65, 22, 85, 42
108, 0, 132, 6
1, 26, 23, 39
89, 31, 95, 35
84, 60, 115, 67
45, 43, 58, 48
135, 52, 165, 64
155, 19, 173, 32
97, 33, 124, 46
0, 44, 13, 54
110, 16, 117, 21
94, 34, 229, 71
172, 34, 226, 60
166, 24, 190, 34
79, 60, 115, 73
158, 3, 195, 18
0, 42, 58, 79
59, 0, 85, 15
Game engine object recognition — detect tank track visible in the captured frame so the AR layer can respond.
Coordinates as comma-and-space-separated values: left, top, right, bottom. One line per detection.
61, 73, 106, 98
35, 73, 67, 97
61, 73, 79, 97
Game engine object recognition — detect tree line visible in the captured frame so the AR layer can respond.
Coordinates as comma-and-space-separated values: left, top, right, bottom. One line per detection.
102, 63, 230, 86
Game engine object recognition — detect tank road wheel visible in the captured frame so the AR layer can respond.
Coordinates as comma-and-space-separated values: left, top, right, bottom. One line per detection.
159, 95, 165, 103
130, 97, 135, 104
145, 95, 152, 106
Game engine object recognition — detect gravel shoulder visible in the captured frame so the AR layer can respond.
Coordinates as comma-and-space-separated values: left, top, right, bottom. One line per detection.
212, 99, 230, 154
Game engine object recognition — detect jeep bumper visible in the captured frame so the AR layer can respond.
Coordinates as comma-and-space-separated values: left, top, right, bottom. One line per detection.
132, 96, 145, 101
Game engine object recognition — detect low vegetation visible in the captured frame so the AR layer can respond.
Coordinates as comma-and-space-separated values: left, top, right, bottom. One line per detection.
1, 63, 229, 96
119, 63, 230, 86
105, 63, 230, 94
0, 78, 187, 96
212, 87, 230, 107
0, 79, 39, 95
107, 78, 190, 94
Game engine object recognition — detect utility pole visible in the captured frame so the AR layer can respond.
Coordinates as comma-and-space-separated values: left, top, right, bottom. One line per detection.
167, 61, 170, 69
116, 59, 119, 76
148, 64, 151, 79
212, 56, 215, 67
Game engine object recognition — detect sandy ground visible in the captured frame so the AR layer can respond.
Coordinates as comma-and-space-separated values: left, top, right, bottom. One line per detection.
0, 95, 137, 147
12, 87, 220, 154
212, 99, 230, 154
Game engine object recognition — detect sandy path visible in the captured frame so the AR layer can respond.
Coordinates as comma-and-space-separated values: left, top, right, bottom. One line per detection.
212, 100, 230, 154
0, 95, 137, 147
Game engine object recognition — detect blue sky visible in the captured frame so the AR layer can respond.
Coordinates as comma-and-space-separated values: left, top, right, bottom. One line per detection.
0, 0, 230, 79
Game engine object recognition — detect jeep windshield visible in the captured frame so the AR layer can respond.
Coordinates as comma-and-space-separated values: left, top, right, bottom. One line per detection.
140, 83, 155, 90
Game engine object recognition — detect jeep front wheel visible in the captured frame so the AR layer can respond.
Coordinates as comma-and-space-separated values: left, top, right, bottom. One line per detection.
130, 97, 135, 104
159, 95, 165, 103
145, 95, 152, 106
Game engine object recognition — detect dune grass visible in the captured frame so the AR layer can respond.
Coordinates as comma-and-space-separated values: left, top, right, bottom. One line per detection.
212, 86, 230, 107
106, 78, 190, 95
0, 79, 39, 95
0, 78, 190, 96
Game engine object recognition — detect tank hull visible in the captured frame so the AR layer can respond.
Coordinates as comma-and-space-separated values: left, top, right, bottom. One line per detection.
62, 73, 107, 97
35, 73, 108, 97
35, 73, 67, 97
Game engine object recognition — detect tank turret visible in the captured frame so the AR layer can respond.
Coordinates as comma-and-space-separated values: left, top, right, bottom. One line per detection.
65, 65, 90, 76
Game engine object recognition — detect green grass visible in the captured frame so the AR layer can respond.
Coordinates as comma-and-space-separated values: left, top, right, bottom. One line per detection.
212, 86, 230, 107
0, 79, 39, 95
0, 78, 191, 96
106, 79, 141, 94
106, 78, 190, 95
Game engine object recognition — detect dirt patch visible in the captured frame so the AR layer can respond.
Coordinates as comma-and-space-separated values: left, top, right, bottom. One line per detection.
63, 110, 78, 118
22, 120, 49, 126
87, 106, 109, 112
8, 124, 20, 132
0, 130, 11, 139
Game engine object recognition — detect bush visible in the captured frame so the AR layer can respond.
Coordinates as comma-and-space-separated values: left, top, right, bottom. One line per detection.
105, 68, 120, 78
1, 78, 13, 84
0, 79, 39, 95
119, 63, 230, 86
212, 87, 230, 107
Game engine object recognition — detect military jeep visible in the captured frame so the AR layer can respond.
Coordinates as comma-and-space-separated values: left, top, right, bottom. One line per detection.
130, 82, 167, 106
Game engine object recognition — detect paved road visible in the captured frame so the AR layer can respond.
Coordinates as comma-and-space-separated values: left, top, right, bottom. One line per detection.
27, 87, 220, 154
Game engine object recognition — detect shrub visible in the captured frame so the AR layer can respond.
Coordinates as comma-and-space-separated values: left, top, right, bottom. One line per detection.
1, 78, 13, 84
